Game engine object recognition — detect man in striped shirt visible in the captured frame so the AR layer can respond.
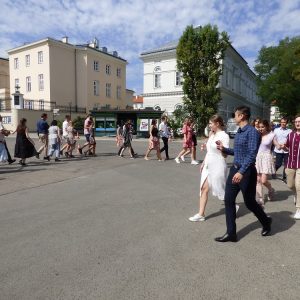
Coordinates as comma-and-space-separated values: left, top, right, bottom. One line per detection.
282, 114, 300, 219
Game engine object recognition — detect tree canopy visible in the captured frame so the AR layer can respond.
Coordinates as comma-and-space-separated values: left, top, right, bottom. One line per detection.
254, 37, 300, 117
176, 24, 229, 134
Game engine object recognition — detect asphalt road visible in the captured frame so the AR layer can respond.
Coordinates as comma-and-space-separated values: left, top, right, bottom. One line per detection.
0, 137, 299, 299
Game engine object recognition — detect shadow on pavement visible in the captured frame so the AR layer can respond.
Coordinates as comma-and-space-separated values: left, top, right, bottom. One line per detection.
237, 211, 295, 240
273, 190, 293, 202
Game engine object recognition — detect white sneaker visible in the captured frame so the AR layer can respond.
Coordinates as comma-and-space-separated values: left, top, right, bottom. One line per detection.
175, 157, 180, 164
235, 205, 240, 214
180, 155, 185, 162
293, 209, 300, 220
189, 213, 206, 222
293, 196, 296, 206
191, 160, 199, 165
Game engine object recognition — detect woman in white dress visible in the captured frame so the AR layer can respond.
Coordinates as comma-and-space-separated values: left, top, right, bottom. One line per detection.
189, 115, 230, 221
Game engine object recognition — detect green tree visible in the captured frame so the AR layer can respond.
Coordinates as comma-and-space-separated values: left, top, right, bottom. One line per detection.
176, 24, 229, 134
255, 37, 300, 117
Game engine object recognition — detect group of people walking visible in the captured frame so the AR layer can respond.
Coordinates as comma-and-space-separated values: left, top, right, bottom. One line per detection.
0, 113, 96, 166
188, 106, 300, 242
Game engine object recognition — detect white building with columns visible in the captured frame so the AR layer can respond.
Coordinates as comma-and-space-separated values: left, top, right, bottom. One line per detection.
140, 40, 267, 121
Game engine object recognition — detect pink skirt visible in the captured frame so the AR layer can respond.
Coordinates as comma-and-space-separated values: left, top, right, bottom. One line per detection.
256, 151, 275, 174
149, 137, 160, 150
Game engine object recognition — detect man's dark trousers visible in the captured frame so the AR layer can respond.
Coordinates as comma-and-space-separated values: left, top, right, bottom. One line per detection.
160, 137, 169, 159
225, 165, 269, 236
275, 152, 288, 179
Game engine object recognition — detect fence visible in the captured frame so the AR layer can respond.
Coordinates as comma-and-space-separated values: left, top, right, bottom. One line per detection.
0, 99, 86, 114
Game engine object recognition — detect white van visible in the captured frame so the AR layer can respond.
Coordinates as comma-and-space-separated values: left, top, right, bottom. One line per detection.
226, 118, 239, 138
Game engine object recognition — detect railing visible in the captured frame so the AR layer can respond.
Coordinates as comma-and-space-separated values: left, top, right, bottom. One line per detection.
0, 99, 86, 114
0, 99, 12, 111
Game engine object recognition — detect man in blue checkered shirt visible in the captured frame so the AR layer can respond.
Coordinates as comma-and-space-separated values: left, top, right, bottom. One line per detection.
215, 106, 272, 242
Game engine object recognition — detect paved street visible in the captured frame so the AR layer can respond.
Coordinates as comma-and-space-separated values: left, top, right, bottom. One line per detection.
0, 138, 299, 300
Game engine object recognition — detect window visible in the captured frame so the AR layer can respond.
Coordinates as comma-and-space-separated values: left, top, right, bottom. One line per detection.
38, 51, 43, 64
94, 60, 99, 71
25, 54, 30, 67
225, 69, 229, 86
117, 86, 121, 99
175, 71, 182, 86
14, 58, 19, 69
117, 68, 121, 77
38, 74, 44, 91
39, 99, 44, 110
106, 83, 111, 97
106, 65, 111, 75
26, 76, 31, 92
25, 100, 34, 110
15, 78, 19, 89
93, 80, 99, 96
154, 74, 161, 88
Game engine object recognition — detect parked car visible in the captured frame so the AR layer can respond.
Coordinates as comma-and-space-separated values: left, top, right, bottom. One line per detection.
226, 118, 239, 138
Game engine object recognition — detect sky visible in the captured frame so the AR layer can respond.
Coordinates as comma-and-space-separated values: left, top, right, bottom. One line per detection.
1, 0, 300, 94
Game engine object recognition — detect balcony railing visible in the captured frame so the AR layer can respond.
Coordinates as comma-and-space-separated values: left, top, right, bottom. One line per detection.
0, 99, 86, 114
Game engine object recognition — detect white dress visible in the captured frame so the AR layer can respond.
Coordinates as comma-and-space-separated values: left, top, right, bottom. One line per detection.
200, 130, 230, 200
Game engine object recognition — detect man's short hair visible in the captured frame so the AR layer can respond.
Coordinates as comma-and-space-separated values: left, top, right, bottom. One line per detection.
65, 115, 70, 119
161, 116, 166, 121
235, 106, 251, 120
280, 117, 288, 122
41, 113, 47, 118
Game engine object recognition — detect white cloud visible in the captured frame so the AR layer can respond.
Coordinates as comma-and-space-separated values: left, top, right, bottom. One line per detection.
0, 0, 299, 94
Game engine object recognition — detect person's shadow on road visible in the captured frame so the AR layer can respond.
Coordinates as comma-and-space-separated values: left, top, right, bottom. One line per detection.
237, 211, 295, 240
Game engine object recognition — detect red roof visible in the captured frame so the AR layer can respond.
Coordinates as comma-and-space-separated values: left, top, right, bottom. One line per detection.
133, 96, 143, 103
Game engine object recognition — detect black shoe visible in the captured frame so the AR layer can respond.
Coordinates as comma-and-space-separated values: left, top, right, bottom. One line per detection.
8, 159, 16, 164
165, 157, 170, 160
69, 155, 75, 158
59, 150, 63, 156
261, 217, 272, 236
215, 233, 237, 243
78, 148, 83, 155
36, 153, 40, 159
44, 156, 50, 161
55, 158, 60, 162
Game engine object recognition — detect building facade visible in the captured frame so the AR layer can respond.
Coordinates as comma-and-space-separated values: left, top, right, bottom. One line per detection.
8, 37, 128, 113
0, 57, 10, 110
140, 40, 267, 121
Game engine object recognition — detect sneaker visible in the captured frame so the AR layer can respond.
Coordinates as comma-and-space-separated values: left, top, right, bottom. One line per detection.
191, 160, 199, 165
180, 155, 185, 162
293, 209, 300, 220
55, 158, 60, 162
8, 159, 16, 165
175, 157, 180, 164
235, 205, 240, 214
293, 196, 296, 206
43, 156, 50, 161
189, 213, 206, 222
78, 148, 83, 155
158, 159, 163, 162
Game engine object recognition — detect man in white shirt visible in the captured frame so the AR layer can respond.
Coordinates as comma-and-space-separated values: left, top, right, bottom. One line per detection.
0, 115, 15, 164
273, 117, 292, 182
159, 116, 170, 160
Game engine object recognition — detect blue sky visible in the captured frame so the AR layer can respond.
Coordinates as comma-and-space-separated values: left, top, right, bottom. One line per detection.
1, 0, 300, 94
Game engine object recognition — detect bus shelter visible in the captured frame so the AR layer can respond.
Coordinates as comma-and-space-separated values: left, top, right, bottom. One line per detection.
90, 109, 163, 137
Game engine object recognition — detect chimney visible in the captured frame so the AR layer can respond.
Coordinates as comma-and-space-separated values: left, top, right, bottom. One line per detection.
62, 36, 69, 43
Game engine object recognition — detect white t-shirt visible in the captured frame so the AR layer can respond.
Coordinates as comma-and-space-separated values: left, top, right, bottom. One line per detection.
159, 122, 169, 138
84, 118, 90, 135
273, 127, 292, 154
62, 120, 69, 137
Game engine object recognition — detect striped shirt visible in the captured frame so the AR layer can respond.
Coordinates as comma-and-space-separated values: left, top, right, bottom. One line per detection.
223, 124, 261, 174
285, 131, 300, 169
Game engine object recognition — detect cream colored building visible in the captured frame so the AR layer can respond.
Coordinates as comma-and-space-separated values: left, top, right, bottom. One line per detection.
0, 57, 10, 110
8, 37, 128, 112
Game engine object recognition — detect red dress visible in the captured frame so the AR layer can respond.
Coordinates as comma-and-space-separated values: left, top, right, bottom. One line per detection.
182, 124, 193, 148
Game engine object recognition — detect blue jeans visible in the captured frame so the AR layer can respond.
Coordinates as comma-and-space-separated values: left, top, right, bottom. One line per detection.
48, 143, 60, 158
224, 165, 269, 236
